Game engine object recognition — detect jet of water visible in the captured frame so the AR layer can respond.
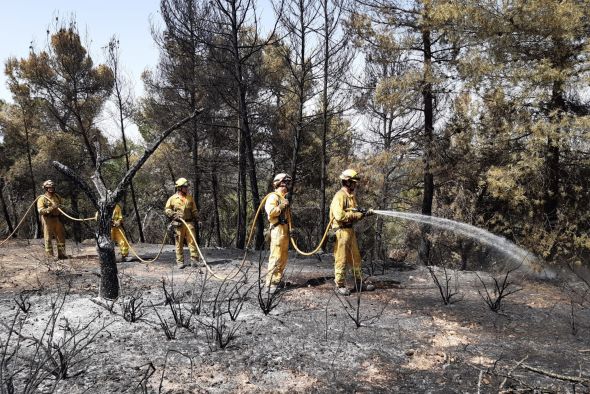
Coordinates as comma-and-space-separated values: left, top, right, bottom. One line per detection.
374, 210, 539, 268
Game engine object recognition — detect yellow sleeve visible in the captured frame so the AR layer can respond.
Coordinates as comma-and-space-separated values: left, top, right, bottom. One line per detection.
164, 196, 175, 218
330, 191, 362, 223
37, 195, 47, 215
265, 193, 282, 220
330, 192, 347, 222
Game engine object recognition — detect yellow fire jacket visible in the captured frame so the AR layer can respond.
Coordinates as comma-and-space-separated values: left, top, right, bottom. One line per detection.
37, 193, 63, 217
329, 188, 363, 229
265, 191, 291, 226
165, 193, 198, 221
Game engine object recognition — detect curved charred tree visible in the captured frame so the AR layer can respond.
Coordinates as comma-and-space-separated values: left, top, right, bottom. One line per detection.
54, 111, 200, 299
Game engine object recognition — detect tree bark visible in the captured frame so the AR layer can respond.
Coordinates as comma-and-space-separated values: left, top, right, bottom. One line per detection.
0, 178, 14, 235
419, 25, 434, 265
211, 165, 222, 246
236, 109, 247, 249
320, 0, 329, 249
96, 202, 118, 300
544, 80, 563, 232
191, 128, 201, 243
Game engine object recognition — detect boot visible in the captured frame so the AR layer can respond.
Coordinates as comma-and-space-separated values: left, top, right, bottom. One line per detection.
190, 259, 201, 268
336, 286, 350, 296
355, 280, 375, 292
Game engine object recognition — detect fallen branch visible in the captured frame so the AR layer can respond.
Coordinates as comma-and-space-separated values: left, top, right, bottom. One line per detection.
499, 356, 528, 391
521, 363, 589, 385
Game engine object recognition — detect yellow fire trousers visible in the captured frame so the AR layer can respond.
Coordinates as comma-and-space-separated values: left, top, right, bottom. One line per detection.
333, 228, 362, 287
266, 223, 289, 286
111, 227, 129, 257
174, 222, 198, 265
42, 216, 66, 258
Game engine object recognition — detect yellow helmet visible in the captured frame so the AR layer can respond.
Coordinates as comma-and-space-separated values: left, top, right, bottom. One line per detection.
175, 178, 189, 188
339, 169, 360, 182
42, 180, 55, 189
272, 173, 292, 188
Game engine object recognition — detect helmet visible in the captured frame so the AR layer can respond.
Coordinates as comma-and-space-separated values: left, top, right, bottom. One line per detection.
339, 169, 360, 182
175, 178, 189, 188
273, 173, 292, 188
42, 180, 55, 189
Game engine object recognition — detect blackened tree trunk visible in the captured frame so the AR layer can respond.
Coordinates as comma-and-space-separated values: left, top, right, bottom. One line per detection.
191, 126, 201, 243
319, 0, 329, 248
211, 166, 222, 246
96, 202, 118, 299
236, 111, 247, 249
0, 178, 14, 235
544, 80, 564, 231
54, 111, 200, 299
419, 26, 434, 265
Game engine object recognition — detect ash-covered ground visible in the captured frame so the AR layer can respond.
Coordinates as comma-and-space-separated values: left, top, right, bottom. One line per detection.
0, 239, 589, 393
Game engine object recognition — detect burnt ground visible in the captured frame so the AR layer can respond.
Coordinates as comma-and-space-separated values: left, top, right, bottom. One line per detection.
0, 239, 589, 393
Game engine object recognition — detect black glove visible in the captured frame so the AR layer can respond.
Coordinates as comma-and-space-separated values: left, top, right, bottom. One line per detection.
356, 207, 367, 215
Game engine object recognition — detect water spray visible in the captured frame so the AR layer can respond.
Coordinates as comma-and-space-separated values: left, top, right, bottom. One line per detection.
372, 209, 555, 278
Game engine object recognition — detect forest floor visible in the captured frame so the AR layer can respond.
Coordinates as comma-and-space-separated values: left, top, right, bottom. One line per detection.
0, 238, 589, 393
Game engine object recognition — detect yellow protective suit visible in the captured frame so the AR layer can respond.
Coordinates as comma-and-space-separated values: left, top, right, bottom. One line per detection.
111, 204, 129, 258
37, 193, 66, 258
329, 188, 364, 287
265, 191, 291, 286
165, 193, 199, 265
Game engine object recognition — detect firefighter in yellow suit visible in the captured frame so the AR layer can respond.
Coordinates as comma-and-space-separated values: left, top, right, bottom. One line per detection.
36, 180, 67, 259
265, 173, 292, 292
111, 203, 130, 262
165, 178, 199, 269
329, 169, 374, 295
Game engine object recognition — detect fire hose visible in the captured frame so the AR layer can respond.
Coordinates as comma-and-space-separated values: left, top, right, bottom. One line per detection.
1, 193, 341, 278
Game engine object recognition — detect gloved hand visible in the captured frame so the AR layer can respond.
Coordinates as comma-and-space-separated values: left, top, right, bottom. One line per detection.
363, 208, 374, 217
48, 203, 59, 215
356, 207, 367, 215
279, 199, 290, 211
173, 212, 183, 221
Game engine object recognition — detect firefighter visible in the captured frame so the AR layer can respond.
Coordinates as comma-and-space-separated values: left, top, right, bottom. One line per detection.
165, 178, 199, 269
329, 169, 375, 295
111, 203, 131, 262
37, 180, 67, 259
265, 173, 292, 292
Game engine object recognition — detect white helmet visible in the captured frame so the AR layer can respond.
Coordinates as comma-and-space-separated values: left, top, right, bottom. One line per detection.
339, 169, 360, 182
175, 178, 189, 188
272, 173, 292, 188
